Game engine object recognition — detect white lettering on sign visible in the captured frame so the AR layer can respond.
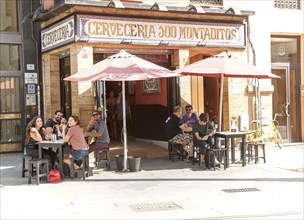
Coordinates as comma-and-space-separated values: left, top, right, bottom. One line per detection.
41, 16, 75, 52
77, 16, 245, 47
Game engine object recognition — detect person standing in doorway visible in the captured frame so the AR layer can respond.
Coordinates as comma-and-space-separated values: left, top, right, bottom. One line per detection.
116, 87, 131, 141
106, 90, 118, 140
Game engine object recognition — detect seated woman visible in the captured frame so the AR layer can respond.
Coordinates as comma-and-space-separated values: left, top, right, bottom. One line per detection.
62, 115, 89, 175
192, 113, 216, 166
25, 116, 58, 168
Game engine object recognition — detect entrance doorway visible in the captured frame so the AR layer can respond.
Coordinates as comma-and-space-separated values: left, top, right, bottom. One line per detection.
271, 35, 301, 142
59, 56, 72, 118
271, 63, 301, 142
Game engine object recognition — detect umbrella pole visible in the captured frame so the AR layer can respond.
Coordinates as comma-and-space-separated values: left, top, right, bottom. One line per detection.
218, 74, 224, 132
103, 81, 107, 122
122, 81, 128, 171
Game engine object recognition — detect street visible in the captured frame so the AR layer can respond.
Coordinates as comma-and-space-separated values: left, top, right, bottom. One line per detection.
1, 144, 303, 219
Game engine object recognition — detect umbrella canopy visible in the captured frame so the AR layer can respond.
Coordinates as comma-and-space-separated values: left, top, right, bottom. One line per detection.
65, 50, 179, 171
174, 52, 280, 131
65, 50, 179, 82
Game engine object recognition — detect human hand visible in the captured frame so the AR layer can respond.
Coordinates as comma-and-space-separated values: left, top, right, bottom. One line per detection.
211, 128, 216, 135
30, 127, 38, 133
62, 124, 67, 132
89, 117, 95, 124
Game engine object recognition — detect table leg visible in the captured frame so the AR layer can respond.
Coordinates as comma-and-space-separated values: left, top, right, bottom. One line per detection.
225, 137, 229, 168
58, 146, 63, 174
231, 138, 235, 164
38, 146, 42, 159
241, 136, 246, 166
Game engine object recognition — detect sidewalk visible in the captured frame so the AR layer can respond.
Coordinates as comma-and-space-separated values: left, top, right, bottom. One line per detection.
1, 143, 303, 219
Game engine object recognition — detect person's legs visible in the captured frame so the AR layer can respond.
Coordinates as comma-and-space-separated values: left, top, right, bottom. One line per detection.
207, 136, 215, 148
111, 120, 117, 139
89, 142, 109, 154
69, 149, 89, 169
42, 149, 58, 169
193, 139, 208, 162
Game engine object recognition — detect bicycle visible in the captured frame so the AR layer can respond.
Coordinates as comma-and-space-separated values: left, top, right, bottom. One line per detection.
246, 113, 284, 148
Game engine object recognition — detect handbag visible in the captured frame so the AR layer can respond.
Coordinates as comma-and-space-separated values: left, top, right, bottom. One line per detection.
48, 169, 62, 183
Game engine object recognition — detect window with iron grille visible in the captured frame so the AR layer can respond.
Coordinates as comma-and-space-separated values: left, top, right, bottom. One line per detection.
274, 0, 301, 9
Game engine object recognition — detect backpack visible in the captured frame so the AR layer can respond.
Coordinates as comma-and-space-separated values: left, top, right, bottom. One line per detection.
48, 169, 62, 183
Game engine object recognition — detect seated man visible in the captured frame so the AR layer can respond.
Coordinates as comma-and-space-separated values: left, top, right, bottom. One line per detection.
44, 110, 64, 140
165, 106, 193, 159
85, 111, 110, 154
181, 104, 199, 130
192, 113, 216, 166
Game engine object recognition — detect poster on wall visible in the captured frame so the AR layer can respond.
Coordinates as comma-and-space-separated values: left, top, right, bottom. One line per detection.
142, 79, 161, 94
26, 94, 36, 106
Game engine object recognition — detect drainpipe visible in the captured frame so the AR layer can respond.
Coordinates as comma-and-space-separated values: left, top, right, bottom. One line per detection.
30, 0, 41, 116
246, 15, 260, 122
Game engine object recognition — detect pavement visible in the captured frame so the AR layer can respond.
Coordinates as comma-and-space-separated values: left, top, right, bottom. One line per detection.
0, 141, 304, 220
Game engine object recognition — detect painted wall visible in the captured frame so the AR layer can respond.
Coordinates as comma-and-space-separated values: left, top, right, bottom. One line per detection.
134, 78, 167, 106
224, 0, 303, 72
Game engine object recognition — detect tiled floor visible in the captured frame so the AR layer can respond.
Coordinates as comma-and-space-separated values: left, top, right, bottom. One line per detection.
106, 140, 168, 161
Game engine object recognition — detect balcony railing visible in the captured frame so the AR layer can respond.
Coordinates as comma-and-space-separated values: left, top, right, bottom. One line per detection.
190, 0, 223, 6
274, 0, 301, 9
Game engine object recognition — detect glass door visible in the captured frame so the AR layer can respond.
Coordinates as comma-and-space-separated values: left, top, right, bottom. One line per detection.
271, 64, 291, 142
60, 57, 72, 118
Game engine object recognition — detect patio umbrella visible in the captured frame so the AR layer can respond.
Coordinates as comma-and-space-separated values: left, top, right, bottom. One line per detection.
64, 50, 180, 170
174, 52, 280, 132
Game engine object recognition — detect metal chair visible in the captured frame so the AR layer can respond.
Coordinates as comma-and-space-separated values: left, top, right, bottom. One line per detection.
94, 148, 110, 169
168, 141, 184, 162
28, 158, 49, 185
247, 143, 266, 164
22, 146, 34, 178
71, 155, 90, 180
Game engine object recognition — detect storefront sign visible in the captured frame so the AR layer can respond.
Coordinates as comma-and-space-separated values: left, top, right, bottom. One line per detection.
41, 16, 75, 52
76, 15, 245, 48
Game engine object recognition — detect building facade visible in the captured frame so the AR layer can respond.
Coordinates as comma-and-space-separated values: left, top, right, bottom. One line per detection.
224, 0, 304, 142
1, 0, 302, 153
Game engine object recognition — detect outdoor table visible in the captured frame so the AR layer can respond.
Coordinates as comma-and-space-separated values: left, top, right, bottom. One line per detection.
38, 140, 64, 174
214, 132, 247, 167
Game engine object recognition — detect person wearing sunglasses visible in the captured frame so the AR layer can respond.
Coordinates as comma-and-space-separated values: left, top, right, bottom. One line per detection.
181, 104, 199, 131
85, 110, 110, 154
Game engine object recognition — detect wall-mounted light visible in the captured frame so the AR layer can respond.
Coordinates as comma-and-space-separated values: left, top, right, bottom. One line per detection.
151, 2, 168, 11
225, 7, 242, 15
108, 0, 125, 8
188, 4, 205, 13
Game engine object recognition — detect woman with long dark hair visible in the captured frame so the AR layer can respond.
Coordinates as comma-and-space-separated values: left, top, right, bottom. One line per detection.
25, 116, 58, 168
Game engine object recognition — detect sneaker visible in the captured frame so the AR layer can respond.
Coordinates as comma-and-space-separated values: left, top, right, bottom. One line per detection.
214, 158, 220, 164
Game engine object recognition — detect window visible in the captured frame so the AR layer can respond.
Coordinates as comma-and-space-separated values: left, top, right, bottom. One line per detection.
274, 0, 301, 9
0, 77, 20, 113
0, 0, 18, 32
0, 44, 20, 71
0, 77, 21, 143
0, 119, 21, 142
